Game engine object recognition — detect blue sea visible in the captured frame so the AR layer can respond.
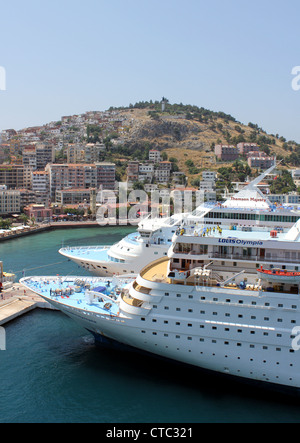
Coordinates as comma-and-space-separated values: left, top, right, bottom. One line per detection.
1, 226, 300, 423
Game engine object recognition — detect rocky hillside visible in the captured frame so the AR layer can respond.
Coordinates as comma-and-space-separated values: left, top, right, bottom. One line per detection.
108, 101, 296, 175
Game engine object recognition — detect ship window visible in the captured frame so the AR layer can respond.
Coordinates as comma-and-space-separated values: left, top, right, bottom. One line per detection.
277, 318, 283, 322
176, 322, 180, 325
164, 320, 168, 324
188, 309, 193, 313
264, 317, 269, 321
188, 323, 192, 327
165, 292, 169, 296
164, 306, 169, 310
251, 316, 256, 319
176, 308, 181, 311
188, 295, 193, 299
141, 318, 145, 321
152, 319, 157, 323
200, 310, 205, 314
176, 294, 181, 298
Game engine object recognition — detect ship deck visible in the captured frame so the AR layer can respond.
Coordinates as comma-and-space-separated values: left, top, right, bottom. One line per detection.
20, 276, 133, 317
141, 258, 170, 283
60, 246, 111, 262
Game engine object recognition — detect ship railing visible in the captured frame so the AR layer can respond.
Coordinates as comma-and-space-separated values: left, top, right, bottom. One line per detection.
60, 245, 111, 252
209, 253, 300, 264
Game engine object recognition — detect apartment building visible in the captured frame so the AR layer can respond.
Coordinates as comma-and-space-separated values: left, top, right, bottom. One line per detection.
247, 155, 275, 169
149, 150, 161, 163
215, 144, 239, 161
0, 165, 25, 189
55, 188, 93, 205
46, 163, 115, 199
237, 143, 260, 155
0, 186, 21, 215
95, 162, 115, 190
127, 161, 140, 183
22, 143, 54, 171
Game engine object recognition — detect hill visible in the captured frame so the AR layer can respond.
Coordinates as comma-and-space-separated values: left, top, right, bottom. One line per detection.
107, 100, 297, 180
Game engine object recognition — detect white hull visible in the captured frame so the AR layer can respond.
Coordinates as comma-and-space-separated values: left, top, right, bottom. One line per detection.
21, 275, 300, 391
60, 243, 169, 276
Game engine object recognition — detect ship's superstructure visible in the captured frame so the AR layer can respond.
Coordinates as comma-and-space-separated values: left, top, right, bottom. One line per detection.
21, 216, 300, 392
59, 164, 300, 277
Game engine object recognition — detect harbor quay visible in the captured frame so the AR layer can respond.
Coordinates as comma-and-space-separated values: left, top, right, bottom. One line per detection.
0, 283, 57, 326
0, 219, 139, 242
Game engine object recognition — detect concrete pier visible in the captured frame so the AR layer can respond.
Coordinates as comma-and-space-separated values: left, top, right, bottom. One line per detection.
0, 283, 57, 326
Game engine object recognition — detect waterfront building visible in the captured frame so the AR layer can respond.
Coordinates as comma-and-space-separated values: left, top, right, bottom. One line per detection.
23, 204, 52, 222
55, 188, 93, 205
0, 186, 20, 215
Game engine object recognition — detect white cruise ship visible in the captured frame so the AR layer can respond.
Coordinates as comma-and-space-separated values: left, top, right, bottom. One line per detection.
59, 164, 300, 277
21, 218, 300, 392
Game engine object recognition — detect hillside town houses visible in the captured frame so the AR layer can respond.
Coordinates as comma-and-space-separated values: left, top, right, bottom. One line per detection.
0, 109, 299, 221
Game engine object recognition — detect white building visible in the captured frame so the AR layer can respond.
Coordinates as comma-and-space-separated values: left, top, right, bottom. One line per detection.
0, 186, 21, 215
149, 150, 161, 163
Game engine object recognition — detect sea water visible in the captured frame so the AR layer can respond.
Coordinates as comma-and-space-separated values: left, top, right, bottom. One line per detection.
1, 226, 300, 423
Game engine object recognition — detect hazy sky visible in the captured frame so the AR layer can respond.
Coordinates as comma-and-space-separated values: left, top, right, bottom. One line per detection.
1, 0, 300, 142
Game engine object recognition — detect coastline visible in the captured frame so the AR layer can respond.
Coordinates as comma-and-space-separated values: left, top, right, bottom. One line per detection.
0, 219, 138, 242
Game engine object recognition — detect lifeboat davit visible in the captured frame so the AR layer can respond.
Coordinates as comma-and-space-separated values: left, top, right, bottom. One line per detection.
257, 267, 300, 283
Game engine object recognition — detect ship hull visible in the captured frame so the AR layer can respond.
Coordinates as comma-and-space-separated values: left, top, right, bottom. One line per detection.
20, 275, 300, 393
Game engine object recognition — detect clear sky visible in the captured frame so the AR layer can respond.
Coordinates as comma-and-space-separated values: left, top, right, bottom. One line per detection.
1, 0, 300, 142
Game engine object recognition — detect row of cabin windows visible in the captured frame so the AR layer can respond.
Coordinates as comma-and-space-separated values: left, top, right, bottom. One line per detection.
141, 318, 296, 332
139, 330, 295, 354
149, 308, 297, 324
164, 292, 298, 309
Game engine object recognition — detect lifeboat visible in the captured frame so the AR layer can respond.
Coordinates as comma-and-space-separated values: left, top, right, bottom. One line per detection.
257, 267, 300, 283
